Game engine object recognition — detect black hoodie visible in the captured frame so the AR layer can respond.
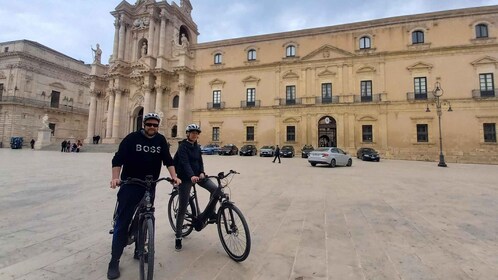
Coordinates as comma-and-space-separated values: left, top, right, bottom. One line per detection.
174, 139, 204, 181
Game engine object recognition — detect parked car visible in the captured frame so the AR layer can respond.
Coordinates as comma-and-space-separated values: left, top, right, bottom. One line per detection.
259, 145, 275, 157
308, 147, 352, 167
239, 144, 257, 156
301, 145, 314, 158
356, 147, 380, 161
201, 143, 220, 155
280, 145, 295, 158
218, 144, 238, 155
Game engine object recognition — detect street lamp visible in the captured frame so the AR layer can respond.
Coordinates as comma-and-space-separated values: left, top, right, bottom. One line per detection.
425, 81, 452, 167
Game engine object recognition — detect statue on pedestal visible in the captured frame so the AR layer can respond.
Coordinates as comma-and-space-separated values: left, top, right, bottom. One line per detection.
91, 44, 102, 64
42, 114, 50, 129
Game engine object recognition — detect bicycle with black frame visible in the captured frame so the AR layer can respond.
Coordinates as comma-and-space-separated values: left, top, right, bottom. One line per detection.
167, 169, 251, 262
109, 175, 174, 280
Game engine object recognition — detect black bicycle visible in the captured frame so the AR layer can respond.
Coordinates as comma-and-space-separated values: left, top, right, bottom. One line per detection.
167, 170, 251, 262
110, 175, 174, 280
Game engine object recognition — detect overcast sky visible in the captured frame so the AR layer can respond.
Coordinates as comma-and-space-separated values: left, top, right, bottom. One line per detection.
1, 0, 497, 64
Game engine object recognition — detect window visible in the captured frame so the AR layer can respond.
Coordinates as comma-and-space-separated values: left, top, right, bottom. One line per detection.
246, 126, 255, 141
286, 45, 296, 57
49, 123, 56, 136
286, 126, 295, 142
417, 124, 428, 142
361, 80, 372, 102
362, 125, 373, 142
4, 47, 8, 52
414, 77, 427, 99
321, 83, 332, 103
479, 73, 495, 97
246, 88, 255, 106
484, 123, 496, 142
213, 90, 221, 108
172, 95, 179, 108
0, 83, 3, 99
50, 91, 60, 108
286, 85, 296, 105
412, 30, 424, 44
214, 53, 222, 64
247, 49, 256, 61
476, 24, 489, 38
359, 36, 371, 49
212, 127, 220, 141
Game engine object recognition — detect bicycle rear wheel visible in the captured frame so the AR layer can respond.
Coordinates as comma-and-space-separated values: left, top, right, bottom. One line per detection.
167, 191, 195, 237
217, 203, 251, 262
138, 218, 154, 280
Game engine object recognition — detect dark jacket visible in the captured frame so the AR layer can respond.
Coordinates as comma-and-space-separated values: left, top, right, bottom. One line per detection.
174, 139, 204, 181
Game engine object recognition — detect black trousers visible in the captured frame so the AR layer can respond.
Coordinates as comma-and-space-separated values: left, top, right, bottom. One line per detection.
273, 153, 281, 163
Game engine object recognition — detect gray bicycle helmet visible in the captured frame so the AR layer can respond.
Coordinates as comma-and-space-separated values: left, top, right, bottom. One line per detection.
186, 123, 201, 133
143, 112, 161, 123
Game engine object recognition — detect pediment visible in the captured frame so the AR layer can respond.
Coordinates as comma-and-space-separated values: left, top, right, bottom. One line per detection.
356, 66, 376, 73
242, 75, 260, 86
471, 56, 498, 66
406, 62, 433, 71
283, 117, 300, 123
317, 68, 336, 77
209, 78, 226, 87
282, 70, 299, 80
357, 116, 377, 121
114, 1, 134, 12
49, 82, 66, 90
301, 45, 355, 61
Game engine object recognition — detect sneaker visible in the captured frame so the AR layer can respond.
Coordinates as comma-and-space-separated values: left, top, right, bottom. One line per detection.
175, 238, 182, 251
107, 259, 120, 279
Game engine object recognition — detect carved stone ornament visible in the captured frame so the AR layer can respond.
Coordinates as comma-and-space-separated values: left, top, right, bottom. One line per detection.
133, 17, 150, 29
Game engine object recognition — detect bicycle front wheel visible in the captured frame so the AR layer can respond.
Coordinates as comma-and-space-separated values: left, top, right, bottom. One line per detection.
139, 218, 154, 280
217, 203, 251, 262
168, 191, 195, 237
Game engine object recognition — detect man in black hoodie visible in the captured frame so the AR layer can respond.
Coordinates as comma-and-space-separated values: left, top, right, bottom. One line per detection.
107, 113, 181, 279
174, 123, 218, 251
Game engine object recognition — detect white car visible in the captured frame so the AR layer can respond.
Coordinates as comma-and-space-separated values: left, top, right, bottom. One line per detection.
308, 147, 352, 167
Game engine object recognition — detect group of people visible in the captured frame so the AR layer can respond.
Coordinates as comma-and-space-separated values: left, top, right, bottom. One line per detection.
92, 135, 101, 144
107, 113, 217, 279
60, 139, 83, 153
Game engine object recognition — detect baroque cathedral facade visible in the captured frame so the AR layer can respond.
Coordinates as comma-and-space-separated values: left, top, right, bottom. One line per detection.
86, 0, 498, 164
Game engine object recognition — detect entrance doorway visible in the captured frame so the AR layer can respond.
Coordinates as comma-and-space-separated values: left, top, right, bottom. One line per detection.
318, 116, 336, 147
135, 107, 144, 131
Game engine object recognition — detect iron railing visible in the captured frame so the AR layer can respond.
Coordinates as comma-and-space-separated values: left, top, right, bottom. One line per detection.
207, 101, 225, 109
240, 100, 261, 108
472, 89, 496, 98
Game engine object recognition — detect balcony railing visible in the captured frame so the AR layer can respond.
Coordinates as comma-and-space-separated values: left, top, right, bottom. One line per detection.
0, 95, 89, 114
279, 98, 302, 106
315, 96, 339, 104
406, 92, 431, 101
240, 100, 261, 108
207, 101, 225, 109
354, 94, 382, 103
472, 89, 496, 98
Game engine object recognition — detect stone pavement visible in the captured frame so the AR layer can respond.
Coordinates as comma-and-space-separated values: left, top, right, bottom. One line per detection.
0, 149, 497, 280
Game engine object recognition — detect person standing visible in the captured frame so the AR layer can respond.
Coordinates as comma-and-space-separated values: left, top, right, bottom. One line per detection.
61, 140, 67, 152
30, 139, 35, 149
272, 145, 281, 163
107, 113, 181, 279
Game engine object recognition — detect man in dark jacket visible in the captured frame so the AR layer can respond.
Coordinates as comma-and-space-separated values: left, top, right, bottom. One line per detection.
107, 113, 181, 279
273, 145, 281, 163
174, 123, 218, 251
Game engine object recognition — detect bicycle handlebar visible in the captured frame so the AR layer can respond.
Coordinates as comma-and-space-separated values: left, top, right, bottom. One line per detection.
205, 169, 239, 181
120, 176, 174, 188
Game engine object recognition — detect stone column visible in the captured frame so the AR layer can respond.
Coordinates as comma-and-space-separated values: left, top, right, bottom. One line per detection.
118, 16, 126, 60
147, 12, 156, 56
177, 83, 187, 138
112, 18, 119, 61
155, 86, 164, 113
106, 89, 115, 138
112, 89, 122, 139
144, 88, 151, 114
158, 10, 166, 57
86, 91, 98, 142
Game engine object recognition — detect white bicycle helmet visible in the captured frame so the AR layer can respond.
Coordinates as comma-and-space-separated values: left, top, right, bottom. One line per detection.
143, 112, 161, 123
186, 123, 201, 133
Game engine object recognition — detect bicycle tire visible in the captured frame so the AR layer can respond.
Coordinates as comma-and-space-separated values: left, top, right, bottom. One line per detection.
139, 218, 154, 280
217, 203, 251, 262
167, 190, 196, 237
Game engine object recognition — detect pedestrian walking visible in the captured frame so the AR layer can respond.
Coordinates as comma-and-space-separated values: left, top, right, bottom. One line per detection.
30, 139, 35, 149
272, 145, 281, 163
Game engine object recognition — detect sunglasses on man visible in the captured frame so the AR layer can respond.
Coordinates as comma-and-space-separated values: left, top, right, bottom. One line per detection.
144, 123, 159, 127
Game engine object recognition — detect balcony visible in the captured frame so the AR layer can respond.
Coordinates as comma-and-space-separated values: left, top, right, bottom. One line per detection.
472, 89, 496, 98
207, 102, 225, 109
315, 96, 339, 104
240, 100, 261, 108
406, 92, 431, 101
0, 95, 89, 114
354, 94, 382, 103
279, 98, 302, 106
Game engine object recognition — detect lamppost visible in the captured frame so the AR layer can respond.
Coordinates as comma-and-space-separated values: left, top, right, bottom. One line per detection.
425, 81, 452, 167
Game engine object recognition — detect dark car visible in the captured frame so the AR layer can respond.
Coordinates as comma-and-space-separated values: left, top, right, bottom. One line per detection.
219, 144, 239, 155
301, 145, 314, 158
280, 145, 295, 158
201, 143, 220, 155
356, 147, 380, 161
239, 144, 257, 156
259, 145, 275, 157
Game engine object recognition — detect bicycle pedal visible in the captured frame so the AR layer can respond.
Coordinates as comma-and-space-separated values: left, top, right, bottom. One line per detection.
109, 229, 114, 234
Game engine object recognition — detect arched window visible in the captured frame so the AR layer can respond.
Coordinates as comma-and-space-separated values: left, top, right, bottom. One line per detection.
214, 53, 222, 64
359, 36, 371, 49
476, 23, 489, 38
412, 30, 424, 44
172, 95, 179, 108
247, 49, 256, 61
286, 45, 296, 57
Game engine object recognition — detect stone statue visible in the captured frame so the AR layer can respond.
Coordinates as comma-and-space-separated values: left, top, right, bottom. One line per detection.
181, 34, 189, 49
141, 41, 147, 57
42, 114, 49, 129
91, 44, 102, 64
